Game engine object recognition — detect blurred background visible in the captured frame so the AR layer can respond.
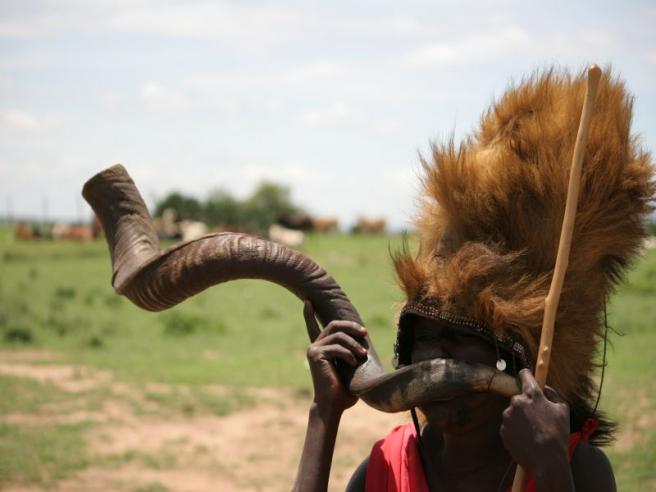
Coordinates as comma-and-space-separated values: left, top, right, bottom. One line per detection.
1, 1, 655, 491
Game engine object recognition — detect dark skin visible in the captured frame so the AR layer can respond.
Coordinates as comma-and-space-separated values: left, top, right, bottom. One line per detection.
293, 303, 616, 492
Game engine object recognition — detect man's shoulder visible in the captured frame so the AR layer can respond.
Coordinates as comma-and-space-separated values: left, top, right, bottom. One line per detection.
571, 441, 616, 492
345, 455, 369, 492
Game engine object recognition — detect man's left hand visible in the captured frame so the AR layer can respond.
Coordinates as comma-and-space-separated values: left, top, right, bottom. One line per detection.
500, 369, 570, 476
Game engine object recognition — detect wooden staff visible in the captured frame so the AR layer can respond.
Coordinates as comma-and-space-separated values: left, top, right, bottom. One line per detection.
511, 64, 602, 492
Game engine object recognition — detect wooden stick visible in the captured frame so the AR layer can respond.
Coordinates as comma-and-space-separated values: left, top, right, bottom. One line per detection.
510, 64, 602, 492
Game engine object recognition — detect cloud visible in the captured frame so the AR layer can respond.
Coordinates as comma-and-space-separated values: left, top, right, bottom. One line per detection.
0, 74, 15, 92
341, 15, 425, 37
106, 3, 302, 44
402, 26, 617, 68
403, 26, 530, 66
185, 60, 345, 92
297, 101, 354, 127
240, 162, 330, 187
141, 81, 189, 112
3, 110, 39, 130
0, 1, 303, 46
282, 61, 343, 83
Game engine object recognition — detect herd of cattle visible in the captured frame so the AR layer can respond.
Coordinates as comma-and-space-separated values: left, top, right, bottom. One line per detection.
13, 216, 656, 251
13, 211, 389, 248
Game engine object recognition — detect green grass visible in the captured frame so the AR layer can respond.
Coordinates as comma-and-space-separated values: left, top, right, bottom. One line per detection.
0, 374, 70, 415
602, 249, 656, 490
0, 232, 404, 388
0, 422, 89, 487
1, 227, 655, 489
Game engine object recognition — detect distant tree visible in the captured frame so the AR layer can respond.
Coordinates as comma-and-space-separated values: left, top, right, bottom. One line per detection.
154, 192, 202, 221
153, 181, 305, 233
241, 182, 298, 232
203, 189, 242, 226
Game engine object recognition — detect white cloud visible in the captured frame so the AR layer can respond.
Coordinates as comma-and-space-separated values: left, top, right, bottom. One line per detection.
297, 101, 354, 127
576, 30, 613, 48
141, 81, 189, 112
373, 118, 402, 135
343, 16, 424, 36
402, 26, 619, 67
533, 29, 615, 56
107, 3, 302, 44
0, 74, 15, 92
240, 162, 331, 188
282, 61, 343, 83
185, 73, 260, 91
185, 60, 345, 92
3, 110, 39, 130
404, 26, 530, 66
0, 1, 303, 45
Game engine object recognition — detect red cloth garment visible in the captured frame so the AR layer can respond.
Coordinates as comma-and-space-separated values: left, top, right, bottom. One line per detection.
366, 423, 430, 492
365, 420, 599, 492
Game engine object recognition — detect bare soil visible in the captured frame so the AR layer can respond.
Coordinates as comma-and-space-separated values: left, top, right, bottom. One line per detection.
0, 350, 404, 491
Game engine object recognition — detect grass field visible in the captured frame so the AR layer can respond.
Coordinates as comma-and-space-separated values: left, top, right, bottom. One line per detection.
0, 226, 655, 490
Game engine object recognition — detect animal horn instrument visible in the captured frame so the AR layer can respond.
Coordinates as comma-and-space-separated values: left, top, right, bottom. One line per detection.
83, 164, 520, 412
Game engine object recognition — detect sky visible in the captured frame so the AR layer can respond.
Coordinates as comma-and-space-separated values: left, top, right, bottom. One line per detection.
1, 0, 654, 230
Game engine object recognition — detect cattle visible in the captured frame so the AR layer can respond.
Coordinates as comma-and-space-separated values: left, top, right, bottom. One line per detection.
277, 212, 314, 231
311, 217, 339, 233
154, 208, 181, 240
15, 223, 36, 240
352, 217, 386, 234
179, 220, 208, 242
269, 224, 304, 248
52, 223, 94, 241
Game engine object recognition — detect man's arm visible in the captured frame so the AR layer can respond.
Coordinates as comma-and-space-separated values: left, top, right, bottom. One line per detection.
292, 302, 368, 492
293, 403, 344, 492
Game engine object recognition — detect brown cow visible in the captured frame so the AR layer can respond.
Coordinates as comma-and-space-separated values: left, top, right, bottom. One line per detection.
353, 216, 386, 234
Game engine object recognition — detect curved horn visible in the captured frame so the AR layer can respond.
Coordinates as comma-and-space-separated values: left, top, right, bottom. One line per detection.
83, 164, 520, 411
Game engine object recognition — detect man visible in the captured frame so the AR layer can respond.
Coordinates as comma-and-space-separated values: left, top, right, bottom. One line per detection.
293, 68, 654, 491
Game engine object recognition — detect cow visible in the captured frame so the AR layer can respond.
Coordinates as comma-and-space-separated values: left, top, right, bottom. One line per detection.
269, 223, 304, 248
352, 217, 386, 234
311, 217, 339, 233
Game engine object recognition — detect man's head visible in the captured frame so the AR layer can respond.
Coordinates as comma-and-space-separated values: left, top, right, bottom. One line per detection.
403, 313, 511, 430
393, 68, 654, 437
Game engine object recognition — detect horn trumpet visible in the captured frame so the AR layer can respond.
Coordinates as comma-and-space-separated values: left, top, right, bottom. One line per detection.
83, 164, 520, 412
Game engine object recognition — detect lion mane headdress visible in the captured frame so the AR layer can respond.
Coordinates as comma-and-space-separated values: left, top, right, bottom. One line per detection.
393, 68, 654, 443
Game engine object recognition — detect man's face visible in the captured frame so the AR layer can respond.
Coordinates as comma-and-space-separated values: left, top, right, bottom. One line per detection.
410, 317, 508, 431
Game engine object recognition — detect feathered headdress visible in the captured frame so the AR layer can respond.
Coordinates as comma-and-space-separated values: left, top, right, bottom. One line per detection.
394, 68, 654, 442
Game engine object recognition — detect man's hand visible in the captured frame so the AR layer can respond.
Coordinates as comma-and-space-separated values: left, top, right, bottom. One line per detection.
500, 369, 572, 488
304, 301, 367, 415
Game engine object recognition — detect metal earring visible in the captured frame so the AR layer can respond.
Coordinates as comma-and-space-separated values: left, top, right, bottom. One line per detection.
494, 337, 507, 371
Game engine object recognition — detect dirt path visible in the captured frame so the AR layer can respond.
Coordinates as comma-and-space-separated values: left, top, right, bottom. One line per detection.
0, 350, 404, 491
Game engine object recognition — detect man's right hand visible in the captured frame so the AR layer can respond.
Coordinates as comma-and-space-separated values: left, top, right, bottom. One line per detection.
304, 300, 368, 414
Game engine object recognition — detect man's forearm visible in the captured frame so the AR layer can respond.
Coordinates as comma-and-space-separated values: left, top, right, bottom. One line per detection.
293, 402, 343, 492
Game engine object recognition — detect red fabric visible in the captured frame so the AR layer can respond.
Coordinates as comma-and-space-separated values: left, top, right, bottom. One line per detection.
365, 419, 598, 492
365, 424, 430, 492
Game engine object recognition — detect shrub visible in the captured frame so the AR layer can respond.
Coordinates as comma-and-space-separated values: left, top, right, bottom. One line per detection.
160, 311, 227, 336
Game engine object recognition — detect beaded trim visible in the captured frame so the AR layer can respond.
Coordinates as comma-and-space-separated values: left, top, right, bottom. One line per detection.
398, 299, 530, 367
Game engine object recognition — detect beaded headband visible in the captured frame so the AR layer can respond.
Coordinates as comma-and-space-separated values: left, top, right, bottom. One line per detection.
394, 298, 530, 371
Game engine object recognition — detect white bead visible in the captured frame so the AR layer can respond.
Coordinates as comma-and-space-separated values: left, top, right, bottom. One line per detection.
496, 358, 507, 371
